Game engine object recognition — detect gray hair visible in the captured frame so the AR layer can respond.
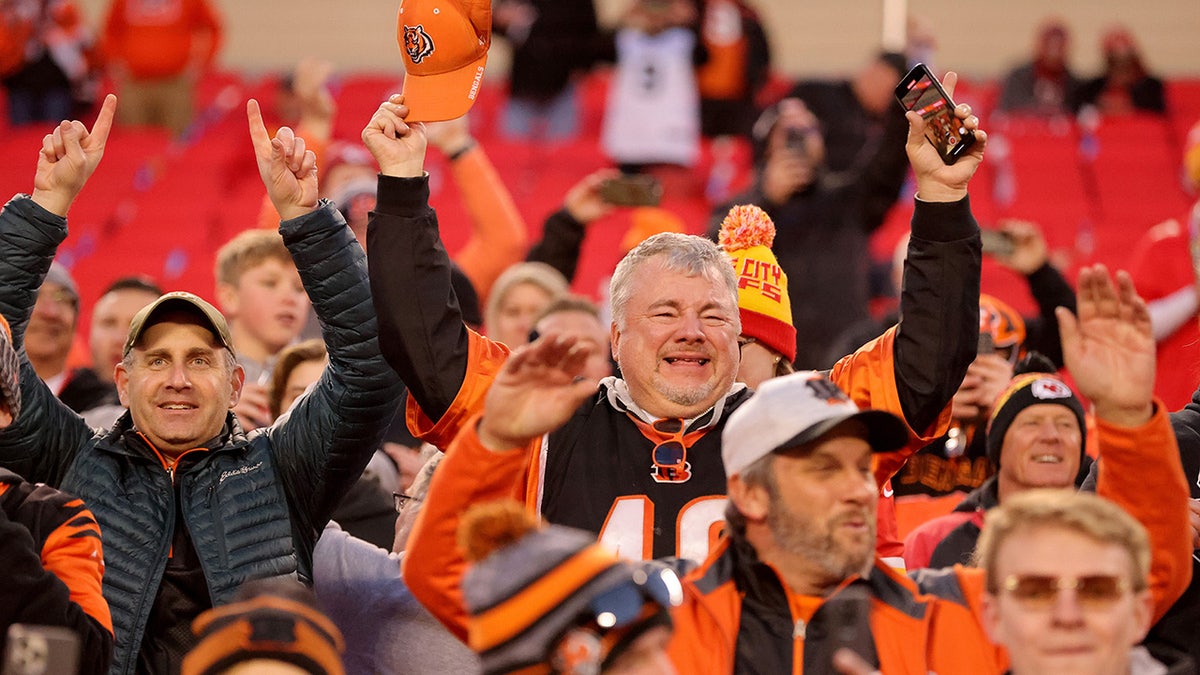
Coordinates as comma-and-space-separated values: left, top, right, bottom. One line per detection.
609, 232, 740, 330
723, 452, 776, 534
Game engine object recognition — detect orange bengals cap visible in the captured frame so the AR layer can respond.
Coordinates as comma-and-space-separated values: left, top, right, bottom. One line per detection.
396, 0, 491, 123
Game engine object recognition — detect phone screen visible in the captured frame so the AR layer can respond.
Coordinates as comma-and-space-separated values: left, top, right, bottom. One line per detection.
598, 175, 663, 207
979, 229, 1015, 258
895, 64, 976, 164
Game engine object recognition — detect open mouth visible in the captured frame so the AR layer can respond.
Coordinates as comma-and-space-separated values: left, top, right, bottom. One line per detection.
663, 357, 710, 366
1032, 454, 1063, 464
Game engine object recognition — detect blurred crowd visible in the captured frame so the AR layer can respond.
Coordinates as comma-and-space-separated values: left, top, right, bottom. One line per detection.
2, 1, 1200, 675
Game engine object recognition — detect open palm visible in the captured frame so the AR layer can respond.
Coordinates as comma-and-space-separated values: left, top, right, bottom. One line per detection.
1058, 265, 1155, 421
479, 335, 600, 449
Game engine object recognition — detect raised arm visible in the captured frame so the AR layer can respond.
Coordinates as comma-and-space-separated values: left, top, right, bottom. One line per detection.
1059, 265, 1192, 621
994, 219, 1075, 366
0, 99, 116, 482
248, 100, 405, 561
892, 73, 986, 429
365, 95, 500, 431
526, 169, 618, 282
835, 73, 985, 445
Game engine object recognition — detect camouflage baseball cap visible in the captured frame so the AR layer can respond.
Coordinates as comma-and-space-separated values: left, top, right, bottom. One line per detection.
123, 292, 235, 359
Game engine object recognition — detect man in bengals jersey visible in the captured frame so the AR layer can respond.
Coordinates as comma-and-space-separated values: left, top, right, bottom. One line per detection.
367, 72, 986, 567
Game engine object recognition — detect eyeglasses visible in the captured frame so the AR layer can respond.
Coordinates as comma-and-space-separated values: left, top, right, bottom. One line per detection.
999, 574, 1130, 607
651, 418, 687, 481
737, 336, 756, 354
392, 492, 420, 514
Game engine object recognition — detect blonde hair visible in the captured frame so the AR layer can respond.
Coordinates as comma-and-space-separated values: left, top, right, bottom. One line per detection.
976, 490, 1150, 593
215, 230, 293, 287
485, 262, 569, 330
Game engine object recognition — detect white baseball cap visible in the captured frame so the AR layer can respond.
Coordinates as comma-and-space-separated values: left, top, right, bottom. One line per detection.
722, 371, 910, 476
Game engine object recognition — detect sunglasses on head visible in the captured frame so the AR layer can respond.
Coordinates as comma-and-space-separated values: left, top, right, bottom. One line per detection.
999, 574, 1130, 607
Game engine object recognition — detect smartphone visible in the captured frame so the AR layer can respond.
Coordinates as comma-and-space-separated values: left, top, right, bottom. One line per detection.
979, 229, 1015, 258
598, 174, 663, 207
785, 126, 809, 158
818, 585, 877, 672
894, 63, 976, 165
3, 625, 80, 675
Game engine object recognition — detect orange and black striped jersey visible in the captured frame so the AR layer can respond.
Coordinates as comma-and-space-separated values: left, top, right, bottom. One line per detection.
0, 468, 112, 661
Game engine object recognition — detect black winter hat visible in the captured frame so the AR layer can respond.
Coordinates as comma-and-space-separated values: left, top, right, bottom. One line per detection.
985, 371, 1086, 470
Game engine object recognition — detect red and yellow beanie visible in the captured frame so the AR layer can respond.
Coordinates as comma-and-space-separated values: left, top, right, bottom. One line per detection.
718, 205, 796, 362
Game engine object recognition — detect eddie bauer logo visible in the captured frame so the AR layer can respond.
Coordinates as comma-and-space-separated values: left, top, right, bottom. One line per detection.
219, 461, 263, 484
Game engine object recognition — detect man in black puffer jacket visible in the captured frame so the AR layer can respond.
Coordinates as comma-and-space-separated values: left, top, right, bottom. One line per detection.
0, 95, 404, 674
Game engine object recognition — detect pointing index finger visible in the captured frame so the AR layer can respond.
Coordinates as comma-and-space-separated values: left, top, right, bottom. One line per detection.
89, 94, 117, 148
246, 99, 272, 153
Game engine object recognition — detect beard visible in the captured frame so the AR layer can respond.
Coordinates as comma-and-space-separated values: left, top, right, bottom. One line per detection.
766, 486, 875, 581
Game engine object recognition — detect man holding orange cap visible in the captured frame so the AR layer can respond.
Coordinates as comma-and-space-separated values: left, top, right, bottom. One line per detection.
396, 0, 491, 123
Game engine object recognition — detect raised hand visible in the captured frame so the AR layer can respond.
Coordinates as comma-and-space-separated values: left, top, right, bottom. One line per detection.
247, 98, 319, 221
31, 93, 117, 217
477, 334, 600, 451
995, 219, 1049, 275
1056, 265, 1155, 426
563, 168, 618, 224
292, 58, 335, 123
904, 71, 988, 203
424, 114, 473, 158
361, 94, 426, 178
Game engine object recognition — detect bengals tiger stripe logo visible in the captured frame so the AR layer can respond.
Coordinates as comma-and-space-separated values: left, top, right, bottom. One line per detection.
403, 24, 434, 64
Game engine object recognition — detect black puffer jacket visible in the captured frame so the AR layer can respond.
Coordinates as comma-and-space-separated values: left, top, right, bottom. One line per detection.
0, 196, 404, 674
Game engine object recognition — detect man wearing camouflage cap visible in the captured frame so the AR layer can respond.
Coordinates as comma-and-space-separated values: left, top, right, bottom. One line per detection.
0, 95, 402, 673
